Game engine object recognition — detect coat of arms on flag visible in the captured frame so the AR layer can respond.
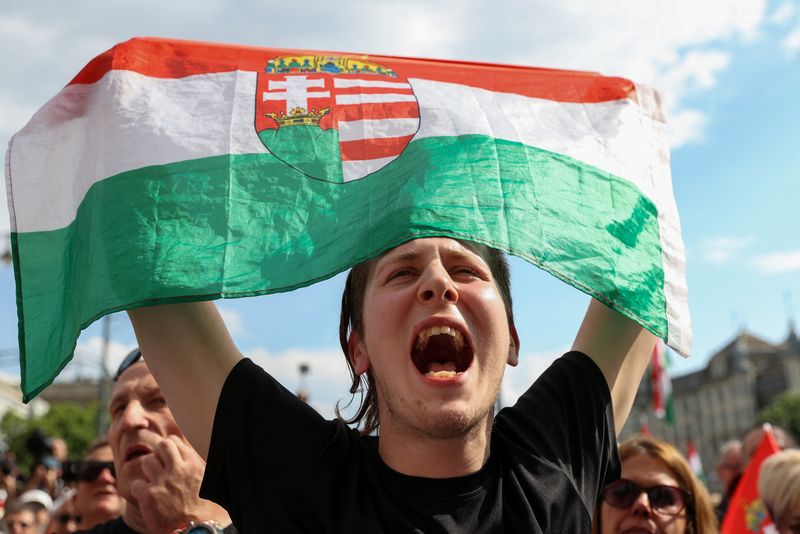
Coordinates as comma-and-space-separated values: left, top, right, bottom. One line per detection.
256, 55, 420, 183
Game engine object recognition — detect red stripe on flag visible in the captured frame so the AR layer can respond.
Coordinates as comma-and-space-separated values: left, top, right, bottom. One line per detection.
340, 135, 415, 161
334, 87, 413, 95
334, 103, 420, 122
70, 37, 635, 104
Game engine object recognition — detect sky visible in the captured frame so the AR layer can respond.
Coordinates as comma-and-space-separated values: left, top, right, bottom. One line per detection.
0, 0, 798, 418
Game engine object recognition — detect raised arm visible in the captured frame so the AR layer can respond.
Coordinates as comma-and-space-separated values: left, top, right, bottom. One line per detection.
571, 298, 656, 435
128, 301, 242, 458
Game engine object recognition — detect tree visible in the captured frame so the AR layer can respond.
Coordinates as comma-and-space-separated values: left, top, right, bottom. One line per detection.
0, 402, 99, 473
760, 392, 800, 440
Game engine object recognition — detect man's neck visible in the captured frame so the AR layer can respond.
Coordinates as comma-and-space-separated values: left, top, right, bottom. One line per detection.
121, 501, 148, 533
377, 413, 493, 478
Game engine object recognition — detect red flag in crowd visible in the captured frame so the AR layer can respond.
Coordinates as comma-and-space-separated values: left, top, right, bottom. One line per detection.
651, 339, 675, 423
721, 426, 780, 534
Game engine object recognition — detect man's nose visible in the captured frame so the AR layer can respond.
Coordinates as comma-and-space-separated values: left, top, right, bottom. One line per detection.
115, 401, 148, 431
417, 264, 458, 304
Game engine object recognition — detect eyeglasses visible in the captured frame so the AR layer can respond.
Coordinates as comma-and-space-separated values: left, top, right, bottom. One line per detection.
57, 513, 82, 525
113, 348, 143, 381
77, 460, 115, 482
601, 478, 691, 515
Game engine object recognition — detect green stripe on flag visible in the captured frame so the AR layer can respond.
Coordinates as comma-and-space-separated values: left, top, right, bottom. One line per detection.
13, 134, 667, 399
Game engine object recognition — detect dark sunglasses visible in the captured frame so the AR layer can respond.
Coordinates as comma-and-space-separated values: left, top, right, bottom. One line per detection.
77, 460, 115, 482
114, 348, 143, 381
58, 513, 82, 525
601, 478, 691, 515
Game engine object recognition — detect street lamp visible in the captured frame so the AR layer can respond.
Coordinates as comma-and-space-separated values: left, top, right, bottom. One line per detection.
297, 363, 310, 402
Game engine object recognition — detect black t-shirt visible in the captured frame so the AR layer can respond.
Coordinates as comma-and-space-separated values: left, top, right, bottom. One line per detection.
200, 351, 619, 533
76, 517, 137, 534
76, 516, 239, 534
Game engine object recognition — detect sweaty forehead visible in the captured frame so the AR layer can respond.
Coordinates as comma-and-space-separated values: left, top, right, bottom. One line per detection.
374, 238, 488, 267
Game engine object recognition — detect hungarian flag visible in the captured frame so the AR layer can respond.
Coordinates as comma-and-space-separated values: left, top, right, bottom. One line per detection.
5, 37, 691, 399
686, 440, 706, 483
651, 339, 675, 423
721, 428, 779, 534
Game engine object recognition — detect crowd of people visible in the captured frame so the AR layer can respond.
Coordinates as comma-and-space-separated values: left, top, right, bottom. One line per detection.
0, 240, 798, 533
0, 417, 797, 533
0, 436, 122, 533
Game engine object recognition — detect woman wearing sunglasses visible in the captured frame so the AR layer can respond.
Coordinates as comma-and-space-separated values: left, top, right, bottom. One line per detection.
593, 436, 717, 534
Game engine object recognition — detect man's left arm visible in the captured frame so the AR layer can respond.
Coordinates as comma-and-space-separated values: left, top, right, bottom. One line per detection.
571, 298, 656, 435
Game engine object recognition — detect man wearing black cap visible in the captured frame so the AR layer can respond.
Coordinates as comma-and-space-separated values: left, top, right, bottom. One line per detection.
77, 349, 235, 534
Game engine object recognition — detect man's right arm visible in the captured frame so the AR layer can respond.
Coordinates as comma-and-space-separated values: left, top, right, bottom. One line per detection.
128, 302, 242, 459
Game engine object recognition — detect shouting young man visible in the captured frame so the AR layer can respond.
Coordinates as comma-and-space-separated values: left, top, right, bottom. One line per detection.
128, 237, 655, 532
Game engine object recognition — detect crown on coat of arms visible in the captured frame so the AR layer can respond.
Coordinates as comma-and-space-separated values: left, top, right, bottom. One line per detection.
266, 55, 396, 77
265, 107, 331, 127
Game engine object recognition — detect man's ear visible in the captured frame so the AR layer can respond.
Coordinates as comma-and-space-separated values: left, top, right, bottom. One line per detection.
348, 330, 370, 375
507, 322, 520, 367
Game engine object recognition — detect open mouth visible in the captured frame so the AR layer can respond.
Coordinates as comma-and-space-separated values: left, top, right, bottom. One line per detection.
124, 445, 151, 463
411, 325, 473, 379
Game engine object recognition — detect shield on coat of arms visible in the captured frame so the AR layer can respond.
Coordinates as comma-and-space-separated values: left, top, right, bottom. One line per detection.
256, 55, 420, 183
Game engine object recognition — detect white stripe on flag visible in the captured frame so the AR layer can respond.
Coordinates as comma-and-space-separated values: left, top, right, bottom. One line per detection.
334, 79, 411, 89
335, 93, 417, 105
408, 78, 690, 352
342, 156, 396, 182
338, 118, 419, 142
8, 70, 265, 233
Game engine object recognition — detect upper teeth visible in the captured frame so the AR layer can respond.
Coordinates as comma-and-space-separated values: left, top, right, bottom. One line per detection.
415, 325, 465, 349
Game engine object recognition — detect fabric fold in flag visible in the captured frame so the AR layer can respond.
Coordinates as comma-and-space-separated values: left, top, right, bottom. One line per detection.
5, 37, 691, 400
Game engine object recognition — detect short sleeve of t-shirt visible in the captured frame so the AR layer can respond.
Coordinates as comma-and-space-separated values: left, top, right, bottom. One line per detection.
200, 358, 340, 526
493, 350, 620, 515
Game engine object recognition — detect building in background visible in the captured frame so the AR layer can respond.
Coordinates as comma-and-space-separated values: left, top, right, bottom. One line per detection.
621, 325, 800, 492
0, 373, 49, 422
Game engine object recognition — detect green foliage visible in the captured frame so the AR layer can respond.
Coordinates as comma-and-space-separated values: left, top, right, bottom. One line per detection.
0, 402, 99, 473
760, 392, 800, 440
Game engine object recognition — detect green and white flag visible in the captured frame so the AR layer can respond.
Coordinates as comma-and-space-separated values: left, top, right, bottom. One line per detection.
5, 37, 691, 400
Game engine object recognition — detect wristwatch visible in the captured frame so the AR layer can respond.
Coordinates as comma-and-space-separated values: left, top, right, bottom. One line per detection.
174, 520, 225, 534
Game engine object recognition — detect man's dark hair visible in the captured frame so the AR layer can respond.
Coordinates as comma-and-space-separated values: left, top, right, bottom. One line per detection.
337, 241, 514, 435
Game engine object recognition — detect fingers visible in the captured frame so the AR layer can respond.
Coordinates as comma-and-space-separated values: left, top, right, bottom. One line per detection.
140, 449, 165, 482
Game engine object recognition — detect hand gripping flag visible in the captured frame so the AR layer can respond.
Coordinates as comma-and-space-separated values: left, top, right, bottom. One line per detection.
5, 37, 691, 400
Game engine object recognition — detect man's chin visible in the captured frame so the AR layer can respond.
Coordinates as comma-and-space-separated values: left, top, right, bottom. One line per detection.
116, 468, 143, 501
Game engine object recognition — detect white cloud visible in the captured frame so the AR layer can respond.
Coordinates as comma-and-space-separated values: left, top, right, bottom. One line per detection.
770, 2, 797, 24
63, 335, 137, 380
782, 24, 800, 56
751, 249, 800, 274
500, 348, 564, 408
218, 306, 246, 338
702, 236, 753, 264
248, 347, 352, 420
667, 109, 710, 147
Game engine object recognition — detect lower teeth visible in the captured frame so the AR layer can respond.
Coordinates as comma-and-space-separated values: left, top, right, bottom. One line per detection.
426, 370, 458, 378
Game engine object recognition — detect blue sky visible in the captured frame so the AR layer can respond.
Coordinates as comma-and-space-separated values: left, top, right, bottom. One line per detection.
1, 0, 798, 416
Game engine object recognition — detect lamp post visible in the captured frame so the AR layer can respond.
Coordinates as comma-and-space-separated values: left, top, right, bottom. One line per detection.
297, 363, 310, 402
